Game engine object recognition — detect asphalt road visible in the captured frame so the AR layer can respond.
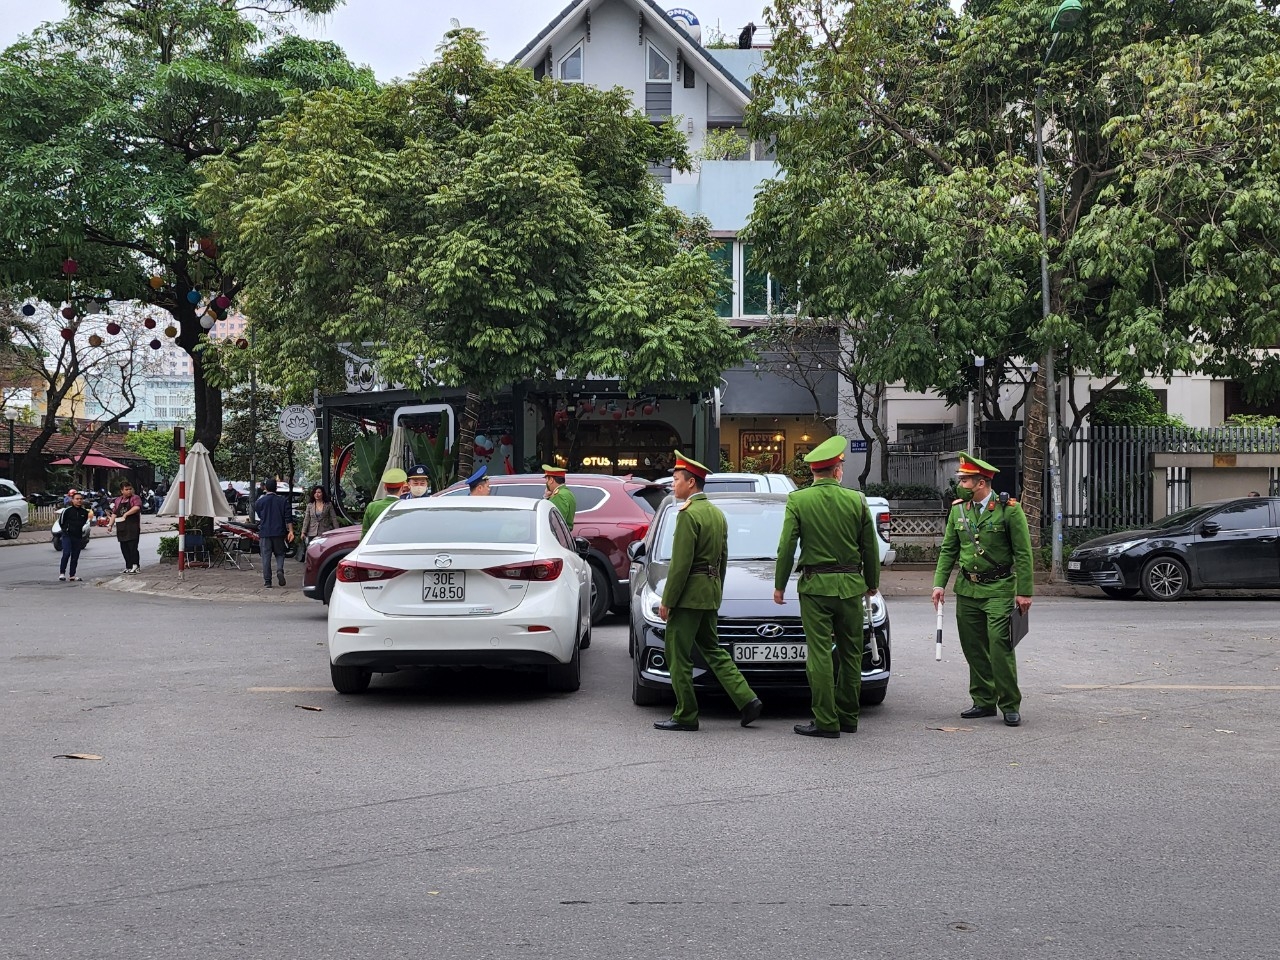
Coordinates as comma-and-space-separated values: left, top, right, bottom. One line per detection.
3, 555, 1279, 960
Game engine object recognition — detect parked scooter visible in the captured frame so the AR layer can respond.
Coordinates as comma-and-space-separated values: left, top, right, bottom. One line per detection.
51, 507, 93, 552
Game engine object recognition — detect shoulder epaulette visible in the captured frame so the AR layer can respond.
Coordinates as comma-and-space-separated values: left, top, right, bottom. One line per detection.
951, 498, 963, 505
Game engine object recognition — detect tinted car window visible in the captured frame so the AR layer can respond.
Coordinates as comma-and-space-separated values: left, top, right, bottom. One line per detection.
701, 479, 757, 492
443, 483, 607, 511
1208, 501, 1272, 532
549, 510, 573, 549
0, 483, 17, 498
369, 507, 536, 545
654, 499, 788, 561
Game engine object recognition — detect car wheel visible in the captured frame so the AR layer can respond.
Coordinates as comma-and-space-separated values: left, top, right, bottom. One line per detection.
52, 534, 62, 552
321, 567, 338, 605
3, 515, 19, 540
1140, 556, 1188, 601
547, 638, 582, 693
631, 660, 664, 705
588, 562, 611, 625
330, 663, 372, 694
861, 682, 888, 707
1101, 586, 1139, 600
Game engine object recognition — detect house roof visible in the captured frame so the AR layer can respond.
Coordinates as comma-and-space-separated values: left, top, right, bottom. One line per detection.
5, 422, 150, 463
510, 0, 753, 106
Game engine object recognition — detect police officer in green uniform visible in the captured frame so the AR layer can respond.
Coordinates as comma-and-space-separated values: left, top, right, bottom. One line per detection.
542, 465, 576, 529
360, 468, 407, 538
654, 452, 764, 732
773, 435, 880, 738
931, 453, 1033, 726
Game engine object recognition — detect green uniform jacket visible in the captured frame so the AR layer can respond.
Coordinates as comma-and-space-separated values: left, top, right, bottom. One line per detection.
774, 479, 880, 598
933, 497, 1034, 598
361, 496, 399, 538
549, 485, 576, 529
661, 493, 727, 610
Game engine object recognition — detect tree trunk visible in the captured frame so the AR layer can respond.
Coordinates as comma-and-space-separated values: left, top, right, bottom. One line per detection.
1021, 367, 1048, 550
173, 300, 223, 452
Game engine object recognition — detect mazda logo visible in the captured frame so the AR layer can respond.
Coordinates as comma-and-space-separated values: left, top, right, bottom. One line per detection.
433, 555, 453, 568
756, 623, 785, 638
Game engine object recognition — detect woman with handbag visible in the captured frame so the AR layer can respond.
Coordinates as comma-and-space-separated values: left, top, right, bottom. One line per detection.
299, 485, 337, 559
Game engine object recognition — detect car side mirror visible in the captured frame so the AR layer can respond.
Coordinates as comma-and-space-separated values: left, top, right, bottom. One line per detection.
628, 540, 647, 562
573, 537, 591, 557
1200, 521, 1220, 536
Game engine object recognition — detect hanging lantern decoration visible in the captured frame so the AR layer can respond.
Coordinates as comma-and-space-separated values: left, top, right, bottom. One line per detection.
87, 334, 103, 347
581, 401, 594, 414
626, 406, 636, 417
149, 338, 162, 350
143, 316, 156, 329
199, 314, 216, 330
500, 434, 513, 446
62, 258, 78, 275
60, 306, 76, 320
149, 275, 164, 290
21, 303, 36, 316
186, 290, 201, 305
85, 300, 101, 314
197, 236, 218, 258
60, 328, 74, 340
106, 321, 121, 336
612, 408, 623, 420
554, 410, 569, 425
642, 403, 654, 415
214, 295, 230, 310
164, 324, 178, 338
236, 337, 248, 349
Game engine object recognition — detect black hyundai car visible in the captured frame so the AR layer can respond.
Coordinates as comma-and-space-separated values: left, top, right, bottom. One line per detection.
627, 493, 890, 706
1066, 496, 1280, 600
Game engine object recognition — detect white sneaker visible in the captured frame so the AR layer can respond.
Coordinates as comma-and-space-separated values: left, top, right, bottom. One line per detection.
58, 574, 66, 581
69, 576, 81, 582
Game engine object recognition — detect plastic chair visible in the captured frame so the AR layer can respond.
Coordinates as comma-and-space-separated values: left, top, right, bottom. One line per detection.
183, 532, 211, 567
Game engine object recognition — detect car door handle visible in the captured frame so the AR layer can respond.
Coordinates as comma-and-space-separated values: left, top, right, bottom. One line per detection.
1257, 536, 1277, 543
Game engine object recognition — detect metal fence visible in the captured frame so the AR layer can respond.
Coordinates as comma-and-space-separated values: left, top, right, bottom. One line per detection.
886, 426, 968, 489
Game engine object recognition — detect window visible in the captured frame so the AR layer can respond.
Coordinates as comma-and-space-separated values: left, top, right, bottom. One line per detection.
549, 510, 574, 549
369, 505, 536, 545
741, 243, 769, 316
559, 43, 583, 82
683, 64, 695, 89
709, 240, 733, 318
1208, 501, 1271, 532
647, 43, 671, 81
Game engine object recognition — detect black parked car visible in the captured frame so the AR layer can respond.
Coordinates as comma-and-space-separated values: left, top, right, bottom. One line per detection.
627, 493, 890, 707
1066, 496, 1280, 600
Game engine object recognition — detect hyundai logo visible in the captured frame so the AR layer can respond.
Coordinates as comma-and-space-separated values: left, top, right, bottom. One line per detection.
433, 555, 453, 568
756, 623, 785, 638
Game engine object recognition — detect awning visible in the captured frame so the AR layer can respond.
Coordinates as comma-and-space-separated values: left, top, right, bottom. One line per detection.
51, 453, 129, 469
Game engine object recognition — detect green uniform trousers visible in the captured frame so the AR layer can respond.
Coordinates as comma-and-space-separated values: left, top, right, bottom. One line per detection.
800, 593, 864, 732
665, 608, 756, 725
956, 593, 1022, 713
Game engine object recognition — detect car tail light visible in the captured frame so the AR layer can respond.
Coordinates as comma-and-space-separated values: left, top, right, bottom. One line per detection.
483, 558, 563, 581
618, 522, 649, 541
336, 559, 405, 583
878, 512, 891, 543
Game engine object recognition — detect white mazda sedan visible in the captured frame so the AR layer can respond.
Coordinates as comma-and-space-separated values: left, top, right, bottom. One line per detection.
327, 497, 592, 695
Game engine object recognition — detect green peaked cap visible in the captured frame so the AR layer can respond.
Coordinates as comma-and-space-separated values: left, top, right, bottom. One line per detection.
956, 452, 999, 477
803, 435, 846, 466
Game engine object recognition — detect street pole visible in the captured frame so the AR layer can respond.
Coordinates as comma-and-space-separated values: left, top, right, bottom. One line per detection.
248, 326, 257, 523
1033, 0, 1083, 582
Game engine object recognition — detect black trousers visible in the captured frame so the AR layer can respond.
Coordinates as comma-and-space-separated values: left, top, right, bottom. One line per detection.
119, 538, 141, 569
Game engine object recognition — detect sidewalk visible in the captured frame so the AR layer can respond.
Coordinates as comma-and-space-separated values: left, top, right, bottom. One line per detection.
2, 513, 175, 548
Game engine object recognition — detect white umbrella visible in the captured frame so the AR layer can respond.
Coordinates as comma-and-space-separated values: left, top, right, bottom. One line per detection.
158, 442, 234, 518
373, 424, 409, 499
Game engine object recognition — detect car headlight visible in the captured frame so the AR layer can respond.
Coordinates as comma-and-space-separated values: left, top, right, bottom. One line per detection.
1101, 539, 1143, 557
640, 584, 663, 624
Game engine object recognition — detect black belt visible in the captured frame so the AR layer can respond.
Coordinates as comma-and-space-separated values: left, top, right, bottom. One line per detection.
961, 564, 1012, 584
801, 563, 862, 578
689, 564, 720, 579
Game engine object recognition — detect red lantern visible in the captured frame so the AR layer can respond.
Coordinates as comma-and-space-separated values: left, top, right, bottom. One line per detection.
500, 434, 513, 445
61, 306, 76, 320
214, 295, 230, 310
612, 410, 623, 420
554, 410, 569, 425
144, 317, 156, 329
626, 408, 636, 417
581, 402, 594, 414
236, 337, 248, 349
643, 403, 654, 415
106, 322, 121, 336
62, 258, 78, 275
60, 328, 74, 340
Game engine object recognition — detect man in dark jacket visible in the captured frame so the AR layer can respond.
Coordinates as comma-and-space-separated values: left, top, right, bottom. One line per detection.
254, 479, 295, 588
58, 491, 91, 582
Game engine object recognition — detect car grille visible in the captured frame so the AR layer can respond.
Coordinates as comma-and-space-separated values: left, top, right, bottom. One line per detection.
718, 617, 806, 642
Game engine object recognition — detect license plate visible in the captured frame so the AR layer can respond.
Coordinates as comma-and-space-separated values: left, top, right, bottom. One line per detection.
732, 642, 807, 663
1067, 560, 1081, 571
423, 571, 465, 601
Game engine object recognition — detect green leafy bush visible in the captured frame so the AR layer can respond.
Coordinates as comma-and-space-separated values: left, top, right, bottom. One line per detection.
863, 482, 946, 501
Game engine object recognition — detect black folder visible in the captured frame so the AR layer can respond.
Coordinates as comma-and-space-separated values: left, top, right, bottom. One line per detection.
1008, 607, 1030, 649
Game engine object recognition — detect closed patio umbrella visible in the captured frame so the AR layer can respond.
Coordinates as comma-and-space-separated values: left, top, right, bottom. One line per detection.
158, 442, 233, 518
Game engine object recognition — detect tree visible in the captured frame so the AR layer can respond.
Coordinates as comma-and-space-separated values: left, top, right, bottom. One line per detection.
744, 0, 1280, 539
0, 0, 374, 454
197, 28, 750, 474
123, 428, 181, 484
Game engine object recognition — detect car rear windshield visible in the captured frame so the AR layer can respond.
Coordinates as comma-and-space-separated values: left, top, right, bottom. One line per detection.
368, 507, 536, 545
443, 483, 608, 511
654, 499, 787, 561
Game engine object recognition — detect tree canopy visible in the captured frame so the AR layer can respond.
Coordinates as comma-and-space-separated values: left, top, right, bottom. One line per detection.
196, 29, 749, 420
0, 0, 375, 453
745, 0, 1280, 531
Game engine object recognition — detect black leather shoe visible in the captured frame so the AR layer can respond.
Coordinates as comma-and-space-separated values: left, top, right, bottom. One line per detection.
653, 719, 698, 732
961, 704, 997, 719
793, 722, 839, 739
739, 698, 763, 727
263, 582, 273, 588
1003, 711, 1022, 726
277, 572, 286, 587
840, 723, 858, 733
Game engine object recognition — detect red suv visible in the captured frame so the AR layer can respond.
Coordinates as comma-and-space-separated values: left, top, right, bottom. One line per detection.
303, 473, 658, 623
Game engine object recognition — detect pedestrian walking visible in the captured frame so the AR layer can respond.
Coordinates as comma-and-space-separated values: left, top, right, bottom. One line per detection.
361, 468, 407, 537
254, 479, 295, 588
542, 464, 576, 528
931, 453, 1033, 727
465, 465, 490, 496
653, 451, 763, 732
107, 481, 144, 574
773, 435, 880, 739
299, 484, 337, 558
57, 491, 91, 582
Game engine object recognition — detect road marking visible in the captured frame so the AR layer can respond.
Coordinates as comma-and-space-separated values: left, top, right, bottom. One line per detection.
248, 687, 332, 693
1063, 684, 1280, 691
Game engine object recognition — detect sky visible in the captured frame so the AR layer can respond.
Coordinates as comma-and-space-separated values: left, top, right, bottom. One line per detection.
0, 0, 772, 81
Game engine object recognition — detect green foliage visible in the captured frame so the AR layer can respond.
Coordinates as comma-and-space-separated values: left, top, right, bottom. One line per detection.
197, 28, 749, 403
406, 429, 453, 492
0, 1, 374, 450
123, 429, 181, 482
1224, 414, 1280, 429
157, 536, 178, 561
1091, 383, 1186, 427
697, 128, 751, 164
350, 433, 392, 500
863, 482, 946, 501
890, 542, 938, 564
